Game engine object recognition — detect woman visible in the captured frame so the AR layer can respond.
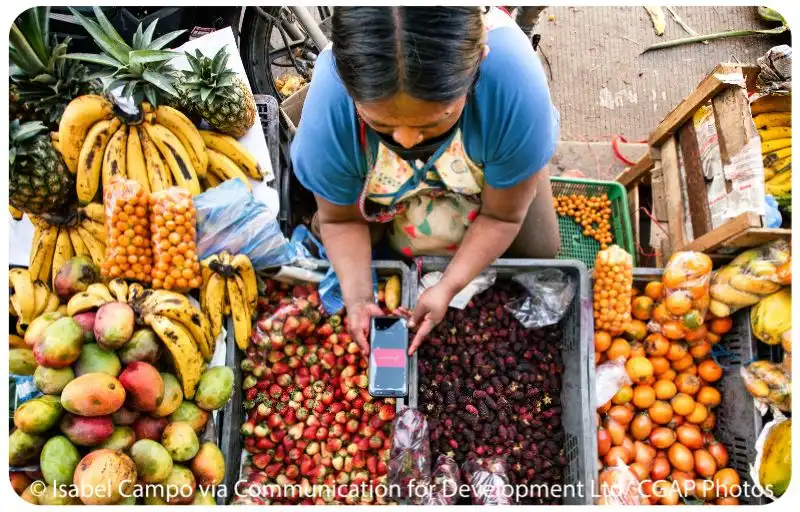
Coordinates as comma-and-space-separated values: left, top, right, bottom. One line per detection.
291, 7, 560, 355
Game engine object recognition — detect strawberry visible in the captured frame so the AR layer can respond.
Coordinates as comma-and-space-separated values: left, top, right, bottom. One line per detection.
308, 290, 320, 307
265, 462, 283, 478
287, 356, 301, 369
288, 447, 302, 461
279, 391, 291, 403
245, 387, 258, 401
303, 353, 318, 366
366, 455, 378, 474
306, 442, 320, 456
289, 390, 303, 403
275, 474, 291, 487
313, 401, 326, 414
330, 423, 344, 437
320, 455, 332, 468
378, 405, 395, 422
352, 452, 365, 469
369, 415, 385, 430
277, 373, 292, 387
320, 352, 337, 370
300, 457, 314, 476
312, 380, 325, 393
302, 426, 317, 441
376, 460, 388, 476
306, 415, 321, 428
298, 317, 313, 335
284, 343, 297, 357
244, 437, 256, 452
332, 343, 345, 357
320, 412, 334, 426
352, 375, 368, 389
326, 438, 342, 452
346, 443, 359, 456
268, 384, 283, 399
254, 424, 269, 438
241, 421, 255, 437
346, 418, 359, 433
303, 398, 315, 410
344, 455, 354, 473
344, 388, 359, 402
352, 398, 365, 410
256, 438, 275, 451
309, 364, 322, 380
368, 435, 382, 450
252, 452, 271, 469
336, 471, 349, 485
359, 388, 373, 403
350, 470, 368, 486
283, 409, 297, 426
345, 354, 358, 366
270, 334, 286, 350
267, 413, 282, 429
284, 316, 301, 336
332, 455, 344, 472
346, 342, 360, 354
296, 407, 309, 421
341, 365, 357, 379
302, 387, 314, 400
287, 423, 304, 440
357, 437, 370, 452
292, 285, 310, 299
268, 350, 284, 363
320, 390, 335, 406
362, 402, 376, 416
270, 429, 285, 444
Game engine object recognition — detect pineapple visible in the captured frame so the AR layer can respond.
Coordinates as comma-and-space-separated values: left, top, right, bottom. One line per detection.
183, 47, 257, 137
64, 7, 185, 108
9, 120, 74, 215
9, 7, 99, 127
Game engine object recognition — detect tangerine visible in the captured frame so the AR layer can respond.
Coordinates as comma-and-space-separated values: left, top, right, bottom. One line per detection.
654, 379, 678, 400
662, 321, 685, 340
607, 338, 632, 361
644, 281, 664, 301
645, 333, 671, 357
632, 296, 655, 321
666, 292, 693, 316
626, 357, 654, 384
595, 331, 612, 352
671, 393, 696, 416
698, 360, 723, 383
633, 385, 657, 409
709, 317, 733, 335
650, 356, 671, 375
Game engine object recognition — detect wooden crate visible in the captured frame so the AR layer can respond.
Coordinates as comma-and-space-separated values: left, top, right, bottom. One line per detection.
617, 63, 790, 265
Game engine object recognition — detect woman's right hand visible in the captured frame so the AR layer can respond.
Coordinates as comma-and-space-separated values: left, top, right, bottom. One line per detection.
347, 301, 385, 355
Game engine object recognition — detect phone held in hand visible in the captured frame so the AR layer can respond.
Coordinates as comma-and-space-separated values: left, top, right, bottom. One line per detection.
368, 316, 409, 398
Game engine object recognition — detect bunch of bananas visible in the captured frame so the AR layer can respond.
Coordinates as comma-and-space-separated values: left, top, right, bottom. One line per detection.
200, 252, 258, 350
752, 94, 792, 206
8, 268, 61, 335
27, 204, 106, 287
54, 95, 263, 205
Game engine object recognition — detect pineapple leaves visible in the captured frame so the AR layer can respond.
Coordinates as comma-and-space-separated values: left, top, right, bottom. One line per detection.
142, 69, 180, 96
15, 7, 50, 65
63, 52, 121, 68
67, 8, 128, 64
128, 49, 179, 66
142, 19, 159, 48
143, 84, 158, 108
92, 6, 132, 54
132, 24, 143, 51
200, 87, 212, 102
9, 24, 48, 75
149, 29, 186, 51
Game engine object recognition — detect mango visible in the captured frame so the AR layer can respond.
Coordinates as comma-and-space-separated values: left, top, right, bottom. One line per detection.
169, 401, 210, 433
74, 343, 121, 377
192, 486, 217, 505
144, 494, 168, 505
162, 422, 200, 462
23, 311, 63, 347
53, 255, 101, 301
9, 429, 47, 466
61, 373, 126, 416
14, 394, 63, 434
38, 484, 82, 505
33, 317, 84, 368
118, 328, 161, 365
194, 367, 234, 411
94, 302, 135, 350
20, 483, 39, 504
59, 413, 114, 446
111, 405, 140, 426
152, 373, 183, 418
73, 449, 137, 505
10, 472, 32, 494
130, 439, 173, 483
191, 442, 225, 487
155, 464, 195, 505
119, 361, 164, 412
9, 348, 36, 375
132, 415, 169, 441
72, 311, 97, 344
118, 494, 138, 505
98, 426, 136, 452
33, 366, 75, 395
40, 435, 81, 486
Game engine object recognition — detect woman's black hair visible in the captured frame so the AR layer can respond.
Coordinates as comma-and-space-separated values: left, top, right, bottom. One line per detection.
331, 7, 485, 104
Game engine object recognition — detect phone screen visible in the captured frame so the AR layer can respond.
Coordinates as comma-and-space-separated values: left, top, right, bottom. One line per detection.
368, 317, 408, 397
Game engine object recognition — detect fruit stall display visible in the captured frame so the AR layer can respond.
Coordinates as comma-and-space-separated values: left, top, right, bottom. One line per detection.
752, 93, 792, 222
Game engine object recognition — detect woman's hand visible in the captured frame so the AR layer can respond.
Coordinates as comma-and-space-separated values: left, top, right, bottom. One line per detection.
408, 282, 455, 355
347, 301, 385, 355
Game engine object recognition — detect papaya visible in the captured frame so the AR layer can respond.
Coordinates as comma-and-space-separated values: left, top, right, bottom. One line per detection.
751, 289, 791, 345
757, 418, 791, 497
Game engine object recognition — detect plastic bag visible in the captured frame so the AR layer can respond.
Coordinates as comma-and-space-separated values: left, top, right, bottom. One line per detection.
650, 252, 713, 338
387, 407, 431, 501
755, 45, 792, 95
597, 461, 643, 505
422, 455, 461, 505
462, 457, 511, 505
101, 178, 152, 283
750, 413, 791, 499
194, 178, 300, 270
593, 245, 634, 336
751, 288, 791, 346
741, 360, 791, 412
595, 358, 633, 408
710, 240, 791, 317
419, 270, 496, 310
149, 187, 201, 292
249, 282, 323, 348
505, 269, 576, 328
782, 329, 791, 374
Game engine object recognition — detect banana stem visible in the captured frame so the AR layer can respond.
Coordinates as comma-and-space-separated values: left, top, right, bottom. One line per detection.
642, 25, 788, 53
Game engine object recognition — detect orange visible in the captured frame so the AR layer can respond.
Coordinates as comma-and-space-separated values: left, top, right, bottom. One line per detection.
645, 333, 670, 357
706, 332, 721, 345
689, 341, 712, 360
650, 356, 670, 376
685, 253, 713, 276
624, 320, 648, 342
709, 317, 733, 335
629, 342, 646, 359
683, 324, 708, 343
607, 338, 632, 361
666, 342, 689, 362
665, 292, 693, 316
698, 360, 723, 383
663, 267, 688, 289
594, 352, 602, 365
612, 385, 634, 405
648, 400, 674, 425
632, 296, 655, 321
654, 379, 678, 400
686, 402, 709, 424
672, 353, 695, 372
626, 357, 654, 384
671, 393, 696, 416
652, 303, 673, 325
662, 321, 685, 340
633, 385, 656, 409
644, 281, 664, 301
696, 386, 721, 408
595, 331, 612, 352
661, 369, 677, 382
675, 373, 701, 396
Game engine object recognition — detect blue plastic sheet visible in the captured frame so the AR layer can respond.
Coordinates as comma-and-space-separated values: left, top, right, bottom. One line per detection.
764, 195, 783, 228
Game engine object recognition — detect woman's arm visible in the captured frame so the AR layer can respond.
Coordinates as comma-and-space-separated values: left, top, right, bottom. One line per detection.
408, 170, 543, 353
316, 196, 381, 353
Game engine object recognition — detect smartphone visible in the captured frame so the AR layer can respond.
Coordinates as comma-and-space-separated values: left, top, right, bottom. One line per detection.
368, 316, 409, 398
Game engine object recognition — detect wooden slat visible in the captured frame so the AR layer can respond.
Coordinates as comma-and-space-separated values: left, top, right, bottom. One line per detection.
684, 212, 762, 252
660, 137, 688, 249
616, 153, 654, 187
628, 184, 640, 251
678, 121, 713, 238
649, 63, 741, 147
650, 165, 667, 221
719, 227, 792, 249
711, 82, 758, 164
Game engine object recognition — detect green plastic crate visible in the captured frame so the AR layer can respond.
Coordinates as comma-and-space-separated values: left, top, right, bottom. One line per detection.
551, 177, 635, 268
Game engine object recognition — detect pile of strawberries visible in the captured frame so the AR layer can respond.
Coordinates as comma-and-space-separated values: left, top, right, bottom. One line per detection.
236, 281, 396, 505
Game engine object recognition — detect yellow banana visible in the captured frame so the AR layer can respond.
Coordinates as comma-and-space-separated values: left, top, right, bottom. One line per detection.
86, 283, 115, 303
231, 253, 257, 313
68, 227, 89, 257
202, 172, 222, 189
227, 274, 251, 350
76, 225, 106, 267
30, 225, 58, 283
77, 118, 122, 205
145, 314, 205, 399
44, 292, 60, 314
762, 137, 792, 155
139, 290, 212, 357
142, 122, 201, 195
126, 126, 150, 194
9, 205, 23, 221
710, 283, 761, 308
32, 280, 50, 317
203, 272, 227, 340
750, 94, 792, 116
767, 169, 792, 186
108, 278, 129, 302
28, 225, 43, 269
82, 202, 105, 224
763, 147, 791, 168
101, 124, 128, 189
200, 130, 262, 179
9, 268, 35, 323
753, 112, 792, 130
729, 273, 781, 295
766, 180, 792, 197
81, 218, 107, 245
155, 105, 208, 178
51, 227, 74, 288
57, 94, 115, 173
67, 291, 109, 316
128, 283, 145, 303
206, 149, 252, 190
139, 126, 172, 192
759, 126, 792, 142
56, 305, 68, 315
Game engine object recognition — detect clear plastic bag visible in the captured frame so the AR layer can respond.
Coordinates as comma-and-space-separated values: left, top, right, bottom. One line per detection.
101, 177, 152, 283
419, 270, 496, 310
462, 457, 511, 505
650, 252, 713, 338
710, 240, 791, 317
504, 269, 576, 328
595, 358, 633, 408
742, 360, 791, 412
597, 461, 643, 505
250, 282, 323, 348
149, 187, 201, 292
422, 455, 461, 505
594, 245, 634, 336
387, 407, 431, 501
194, 178, 300, 270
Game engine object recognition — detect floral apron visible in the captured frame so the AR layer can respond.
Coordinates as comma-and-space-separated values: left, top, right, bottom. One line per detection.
358, 125, 485, 257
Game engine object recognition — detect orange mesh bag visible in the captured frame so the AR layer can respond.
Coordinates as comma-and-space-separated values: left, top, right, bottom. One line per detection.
102, 178, 153, 283
149, 187, 201, 292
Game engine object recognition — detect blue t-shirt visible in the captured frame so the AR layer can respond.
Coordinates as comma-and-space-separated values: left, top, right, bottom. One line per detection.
291, 16, 559, 206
